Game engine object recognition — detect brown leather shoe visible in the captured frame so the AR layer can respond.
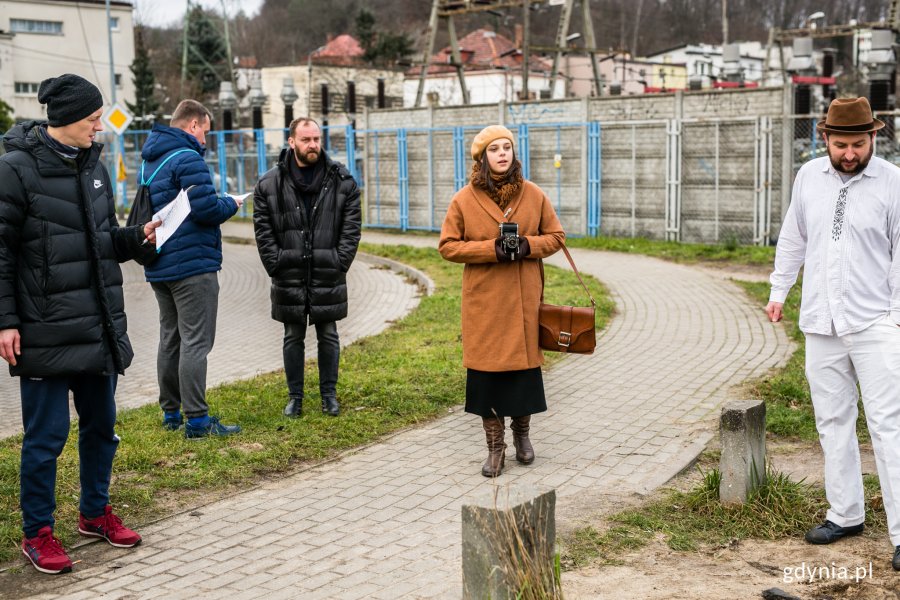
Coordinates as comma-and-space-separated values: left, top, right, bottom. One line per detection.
510, 415, 535, 464
481, 417, 506, 477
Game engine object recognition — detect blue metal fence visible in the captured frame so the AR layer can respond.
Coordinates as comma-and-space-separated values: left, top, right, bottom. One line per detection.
96, 120, 625, 238
97, 124, 358, 218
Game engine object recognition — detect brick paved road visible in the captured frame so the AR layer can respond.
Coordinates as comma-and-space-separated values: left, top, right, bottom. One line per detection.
0, 236, 421, 439
2, 232, 793, 599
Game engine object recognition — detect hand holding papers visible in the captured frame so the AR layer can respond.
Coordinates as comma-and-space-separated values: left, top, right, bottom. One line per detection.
152, 189, 191, 251
142, 219, 162, 245
228, 192, 252, 209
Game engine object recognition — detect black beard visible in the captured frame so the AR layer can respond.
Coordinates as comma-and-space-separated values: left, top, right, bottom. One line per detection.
830, 144, 874, 175
294, 148, 319, 166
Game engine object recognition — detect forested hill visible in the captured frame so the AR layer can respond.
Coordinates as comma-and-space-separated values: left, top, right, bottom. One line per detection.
227, 0, 886, 65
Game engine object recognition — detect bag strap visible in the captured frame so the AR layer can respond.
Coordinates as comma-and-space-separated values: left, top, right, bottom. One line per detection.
140, 148, 199, 186
540, 243, 596, 307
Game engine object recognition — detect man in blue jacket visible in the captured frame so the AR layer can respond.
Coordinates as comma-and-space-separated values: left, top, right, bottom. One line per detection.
140, 99, 242, 438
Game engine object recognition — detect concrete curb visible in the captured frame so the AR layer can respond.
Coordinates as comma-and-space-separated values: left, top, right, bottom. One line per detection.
357, 252, 436, 297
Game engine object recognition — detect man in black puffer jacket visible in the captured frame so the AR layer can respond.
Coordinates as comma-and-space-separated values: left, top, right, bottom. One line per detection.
253, 117, 361, 418
0, 75, 158, 574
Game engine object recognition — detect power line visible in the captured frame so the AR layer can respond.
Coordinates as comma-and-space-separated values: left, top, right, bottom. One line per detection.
10, 46, 129, 68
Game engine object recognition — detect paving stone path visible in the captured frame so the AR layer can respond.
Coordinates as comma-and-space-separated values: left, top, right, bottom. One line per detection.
2, 230, 793, 599
0, 232, 421, 439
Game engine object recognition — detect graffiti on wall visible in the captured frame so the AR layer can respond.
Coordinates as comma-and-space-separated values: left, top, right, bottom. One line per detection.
506, 103, 569, 124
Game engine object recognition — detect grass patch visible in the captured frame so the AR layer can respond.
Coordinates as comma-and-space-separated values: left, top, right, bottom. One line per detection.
562, 467, 887, 569
565, 236, 776, 266
0, 243, 613, 565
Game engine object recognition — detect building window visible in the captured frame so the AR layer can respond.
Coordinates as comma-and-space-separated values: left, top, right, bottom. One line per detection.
115, 73, 122, 88
10, 19, 63, 35
109, 16, 119, 30
15, 82, 40, 95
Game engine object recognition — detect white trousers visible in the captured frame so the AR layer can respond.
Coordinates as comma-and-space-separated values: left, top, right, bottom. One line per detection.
806, 315, 900, 546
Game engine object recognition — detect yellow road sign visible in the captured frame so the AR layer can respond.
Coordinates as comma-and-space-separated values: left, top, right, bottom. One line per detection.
102, 103, 134, 135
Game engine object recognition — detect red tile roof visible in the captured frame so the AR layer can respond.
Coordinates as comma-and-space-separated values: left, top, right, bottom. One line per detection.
310, 34, 365, 66
423, 28, 550, 75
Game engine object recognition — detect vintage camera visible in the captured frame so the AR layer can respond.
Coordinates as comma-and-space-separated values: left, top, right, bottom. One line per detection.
499, 222, 520, 258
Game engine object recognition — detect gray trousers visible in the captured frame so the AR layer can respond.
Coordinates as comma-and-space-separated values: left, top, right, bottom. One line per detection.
151, 272, 219, 419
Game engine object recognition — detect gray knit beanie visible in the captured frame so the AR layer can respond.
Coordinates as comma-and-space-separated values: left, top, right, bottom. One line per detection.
38, 74, 103, 126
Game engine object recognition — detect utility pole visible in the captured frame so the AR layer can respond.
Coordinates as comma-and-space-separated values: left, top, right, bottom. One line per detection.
415, 1, 440, 107
180, 0, 191, 96
521, 0, 530, 100
582, 0, 602, 96
722, 0, 728, 45
220, 0, 237, 113
549, 0, 574, 91
104, 0, 123, 217
447, 17, 470, 104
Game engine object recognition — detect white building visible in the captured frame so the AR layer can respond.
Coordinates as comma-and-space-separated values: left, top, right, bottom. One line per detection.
0, 0, 135, 121
643, 42, 787, 87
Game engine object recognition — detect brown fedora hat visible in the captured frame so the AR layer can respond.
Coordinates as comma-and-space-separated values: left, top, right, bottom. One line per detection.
816, 97, 885, 133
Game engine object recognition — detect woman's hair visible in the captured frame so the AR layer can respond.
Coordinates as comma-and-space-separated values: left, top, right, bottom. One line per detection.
471, 150, 523, 195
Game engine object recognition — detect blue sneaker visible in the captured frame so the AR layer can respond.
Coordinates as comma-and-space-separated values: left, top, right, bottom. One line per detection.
162, 411, 183, 431
184, 416, 241, 439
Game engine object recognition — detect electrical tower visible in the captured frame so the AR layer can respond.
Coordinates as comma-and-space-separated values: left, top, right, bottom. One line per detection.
415, 0, 602, 106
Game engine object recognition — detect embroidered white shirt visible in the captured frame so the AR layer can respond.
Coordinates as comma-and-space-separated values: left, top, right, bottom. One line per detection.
769, 155, 900, 336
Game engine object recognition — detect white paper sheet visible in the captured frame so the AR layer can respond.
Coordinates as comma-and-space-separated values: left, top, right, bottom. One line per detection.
228, 192, 252, 203
152, 188, 191, 251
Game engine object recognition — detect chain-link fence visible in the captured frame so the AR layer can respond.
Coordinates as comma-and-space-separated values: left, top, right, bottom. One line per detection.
789, 110, 900, 175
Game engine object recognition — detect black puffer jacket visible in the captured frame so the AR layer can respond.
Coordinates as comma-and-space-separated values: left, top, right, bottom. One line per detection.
253, 149, 361, 324
0, 121, 153, 377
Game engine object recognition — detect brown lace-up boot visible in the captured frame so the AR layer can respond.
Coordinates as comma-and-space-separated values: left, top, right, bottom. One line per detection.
481, 417, 506, 477
510, 415, 535, 464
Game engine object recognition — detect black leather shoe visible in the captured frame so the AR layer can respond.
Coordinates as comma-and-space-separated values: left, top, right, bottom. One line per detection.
283, 397, 303, 418
321, 397, 339, 416
893, 546, 900, 571
804, 520, 864, 545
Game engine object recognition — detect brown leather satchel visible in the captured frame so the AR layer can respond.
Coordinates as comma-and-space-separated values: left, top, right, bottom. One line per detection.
539, 245, 596, 354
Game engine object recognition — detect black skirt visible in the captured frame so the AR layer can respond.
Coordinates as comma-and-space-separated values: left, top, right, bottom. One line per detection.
465, 367, 547, 418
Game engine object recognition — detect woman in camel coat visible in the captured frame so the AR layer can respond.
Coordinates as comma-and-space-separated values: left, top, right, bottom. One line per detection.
438, 125, 565, 477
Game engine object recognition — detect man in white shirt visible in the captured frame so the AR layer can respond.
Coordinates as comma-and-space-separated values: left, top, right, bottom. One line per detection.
767, 96, 900, 571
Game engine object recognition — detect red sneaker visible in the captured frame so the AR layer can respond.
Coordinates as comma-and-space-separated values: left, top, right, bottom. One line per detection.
78, 505, 142, 548
22, 526, 73, 574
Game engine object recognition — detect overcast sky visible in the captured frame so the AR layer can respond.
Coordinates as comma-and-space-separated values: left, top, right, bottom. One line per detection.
134, 0, 263, 28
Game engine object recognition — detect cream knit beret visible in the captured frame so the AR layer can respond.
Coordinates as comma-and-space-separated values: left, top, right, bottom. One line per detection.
471, 125, 515, 161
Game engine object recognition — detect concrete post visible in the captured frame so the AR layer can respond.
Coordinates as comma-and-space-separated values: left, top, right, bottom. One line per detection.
462, 485, 557, 600
780, 82, 794, 230
719, 399, 767, 504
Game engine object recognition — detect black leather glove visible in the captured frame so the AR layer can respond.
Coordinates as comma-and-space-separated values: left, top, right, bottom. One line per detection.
495, 236, 531, 261
495, 238, 512, 262
518, 236, 531, 258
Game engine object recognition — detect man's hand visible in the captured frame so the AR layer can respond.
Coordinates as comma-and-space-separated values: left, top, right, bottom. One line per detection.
233, 195, 244, 209
143, 219, 162, 245
0, 329, 21, 366
766, 301, 784, 323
